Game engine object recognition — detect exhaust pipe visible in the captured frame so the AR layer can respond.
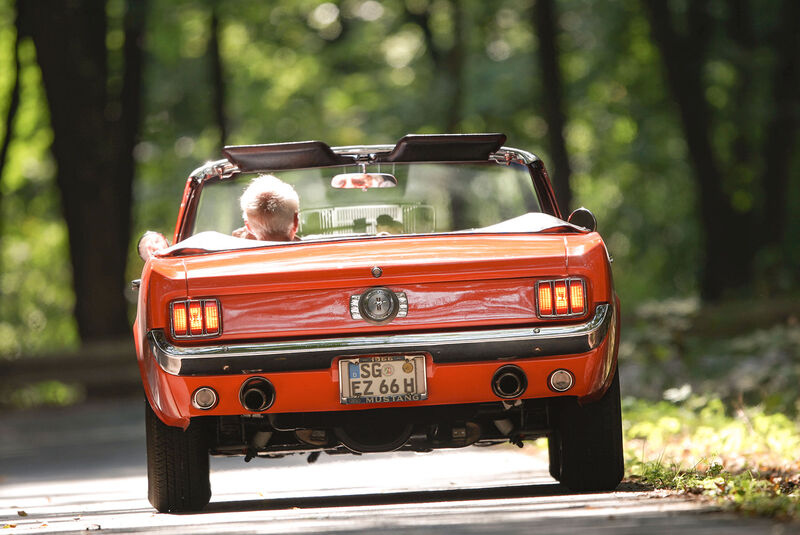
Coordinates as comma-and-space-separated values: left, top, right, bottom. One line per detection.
492, 365, 527, 399
240, 377, 275, 412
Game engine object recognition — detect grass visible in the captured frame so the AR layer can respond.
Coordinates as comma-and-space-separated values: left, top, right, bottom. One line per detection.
610, 296, 800, 520
623, 395, 800, 521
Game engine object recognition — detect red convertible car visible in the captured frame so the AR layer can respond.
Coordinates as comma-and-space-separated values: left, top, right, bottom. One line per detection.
133, 134, 622, 512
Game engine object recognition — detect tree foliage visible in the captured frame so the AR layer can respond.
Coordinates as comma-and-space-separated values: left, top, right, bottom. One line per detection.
0, 0, 797, 354
642, 0, 800, 299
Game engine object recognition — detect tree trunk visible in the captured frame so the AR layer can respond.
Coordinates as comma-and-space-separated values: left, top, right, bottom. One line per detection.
0, 5, 22, 294
642, 0, 753, 299
533, 0, 572, 216
19, 0, 146, 342
760, 0, 800, 242
444, 1, 465, 133
208, 6, 228, 148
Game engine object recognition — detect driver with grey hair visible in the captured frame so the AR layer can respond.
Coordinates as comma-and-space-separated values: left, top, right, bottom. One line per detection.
138, 174, 299, 261
232, 174, 300, 241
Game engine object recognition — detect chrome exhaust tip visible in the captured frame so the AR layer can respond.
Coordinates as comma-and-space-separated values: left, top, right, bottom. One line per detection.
240, 377, 275, 412
492, 365, 527, 399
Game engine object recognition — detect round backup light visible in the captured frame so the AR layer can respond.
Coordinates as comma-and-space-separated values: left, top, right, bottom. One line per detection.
191, 387, 218, 410
549, 369, 574, 392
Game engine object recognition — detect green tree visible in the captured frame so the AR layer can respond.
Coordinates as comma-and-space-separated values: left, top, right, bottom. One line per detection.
642, 0, 800, 299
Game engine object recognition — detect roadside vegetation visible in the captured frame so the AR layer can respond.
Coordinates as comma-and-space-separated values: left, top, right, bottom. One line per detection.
619, 297, 800, 520
624, 397, 800, 520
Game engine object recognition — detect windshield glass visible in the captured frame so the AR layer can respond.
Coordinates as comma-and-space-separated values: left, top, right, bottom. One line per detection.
192, 162, 541, 240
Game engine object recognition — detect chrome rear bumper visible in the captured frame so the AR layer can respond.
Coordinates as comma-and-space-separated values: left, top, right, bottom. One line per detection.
148, 303, 612, 376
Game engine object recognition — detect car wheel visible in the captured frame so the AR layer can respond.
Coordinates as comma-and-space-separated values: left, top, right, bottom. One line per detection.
556, 369, 623, 491
145, 401, 211, 513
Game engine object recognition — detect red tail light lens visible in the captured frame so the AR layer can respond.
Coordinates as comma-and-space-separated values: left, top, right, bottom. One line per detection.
204, 301, 220, 334
536, 278, 587, 318
554, 281, 569, 315
172, 302, 188, 335
569, 280, 585, 314
170, 299, 222, 338
188, 301, 203, 335
537, 283, 553, 316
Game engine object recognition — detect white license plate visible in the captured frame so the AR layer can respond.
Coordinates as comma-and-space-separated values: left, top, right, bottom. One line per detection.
339, 355, 427, 405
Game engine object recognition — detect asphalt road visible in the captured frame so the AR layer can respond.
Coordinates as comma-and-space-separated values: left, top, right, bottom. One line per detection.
0, 400, 790, 534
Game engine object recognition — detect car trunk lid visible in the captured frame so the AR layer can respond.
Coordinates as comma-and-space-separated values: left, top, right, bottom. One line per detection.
180, 234, 567, 340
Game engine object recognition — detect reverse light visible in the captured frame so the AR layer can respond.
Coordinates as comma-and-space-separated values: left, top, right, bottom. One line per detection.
549, 369, 575, 392
192, 387, 218, 410
536, 278, 587, 318
170, 299, 222, 338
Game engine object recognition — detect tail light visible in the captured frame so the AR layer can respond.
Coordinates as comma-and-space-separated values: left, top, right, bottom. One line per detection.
537, 284, 553, 316
172, 303, 188, 334
204, 301, 220, 334
553, 280, 569, 315
188, 301, 203, 335
569, 280, 585, 314
170, 299, 222, 338
536, 278, 587, 318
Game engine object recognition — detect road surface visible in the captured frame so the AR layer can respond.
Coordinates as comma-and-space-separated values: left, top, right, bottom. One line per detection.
0, 400, 787, 534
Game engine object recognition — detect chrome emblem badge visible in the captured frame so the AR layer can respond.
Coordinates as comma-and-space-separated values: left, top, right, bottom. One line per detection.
350, 287, 408, 324
371, 266, 382, 278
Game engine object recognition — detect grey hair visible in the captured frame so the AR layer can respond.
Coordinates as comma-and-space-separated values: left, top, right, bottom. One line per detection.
239, 174, 299, 240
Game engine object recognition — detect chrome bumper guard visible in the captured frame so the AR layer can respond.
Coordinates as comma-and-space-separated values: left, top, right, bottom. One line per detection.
148, 304, 612, 377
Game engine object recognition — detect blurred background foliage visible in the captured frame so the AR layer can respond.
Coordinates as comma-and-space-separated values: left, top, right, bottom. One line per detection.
0, 0, 797, 387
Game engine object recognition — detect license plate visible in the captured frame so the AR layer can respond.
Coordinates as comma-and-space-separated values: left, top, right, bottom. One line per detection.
339, 355, 427, 405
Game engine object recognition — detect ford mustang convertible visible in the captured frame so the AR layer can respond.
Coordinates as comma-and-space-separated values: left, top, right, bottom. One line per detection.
133, 133, 622, 512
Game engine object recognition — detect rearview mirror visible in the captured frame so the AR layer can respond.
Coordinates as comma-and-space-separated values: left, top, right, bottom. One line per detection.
331, 173, 397, 190
567, 207, 597, 232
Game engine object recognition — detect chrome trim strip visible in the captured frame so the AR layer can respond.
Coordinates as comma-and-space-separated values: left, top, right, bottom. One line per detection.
148, 304, 612, 376
190, 159, 238, 183
193, 146, 541, 185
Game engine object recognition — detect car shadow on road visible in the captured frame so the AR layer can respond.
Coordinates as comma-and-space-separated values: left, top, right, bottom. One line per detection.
199, 481, 651, 514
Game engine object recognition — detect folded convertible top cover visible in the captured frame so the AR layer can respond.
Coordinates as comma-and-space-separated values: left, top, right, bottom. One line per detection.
377, 133, 507, 163
223, 141, 353, 172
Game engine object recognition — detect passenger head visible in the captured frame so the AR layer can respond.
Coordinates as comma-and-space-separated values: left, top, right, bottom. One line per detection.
239, 174, 300, 241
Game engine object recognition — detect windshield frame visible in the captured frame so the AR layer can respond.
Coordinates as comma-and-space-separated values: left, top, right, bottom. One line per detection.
173, 145, 560, 244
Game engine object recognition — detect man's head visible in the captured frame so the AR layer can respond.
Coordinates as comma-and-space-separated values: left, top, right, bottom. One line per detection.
239, 174, 300, 241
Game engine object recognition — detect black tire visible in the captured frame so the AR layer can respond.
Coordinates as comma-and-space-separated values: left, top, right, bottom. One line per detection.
554, 370, 623, 491
145, 401, 211, 513
547, 430, 561, 481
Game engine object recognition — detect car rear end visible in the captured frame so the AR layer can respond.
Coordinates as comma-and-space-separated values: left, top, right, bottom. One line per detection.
133, 135, 623, 512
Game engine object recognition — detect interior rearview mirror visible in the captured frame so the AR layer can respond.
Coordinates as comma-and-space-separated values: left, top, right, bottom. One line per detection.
331, 173, 397, 190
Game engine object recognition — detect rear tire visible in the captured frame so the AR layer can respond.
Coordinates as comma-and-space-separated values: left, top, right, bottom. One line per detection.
145, 402, 211, 513
553, 370, 623, 491
547, 430, 561, 481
